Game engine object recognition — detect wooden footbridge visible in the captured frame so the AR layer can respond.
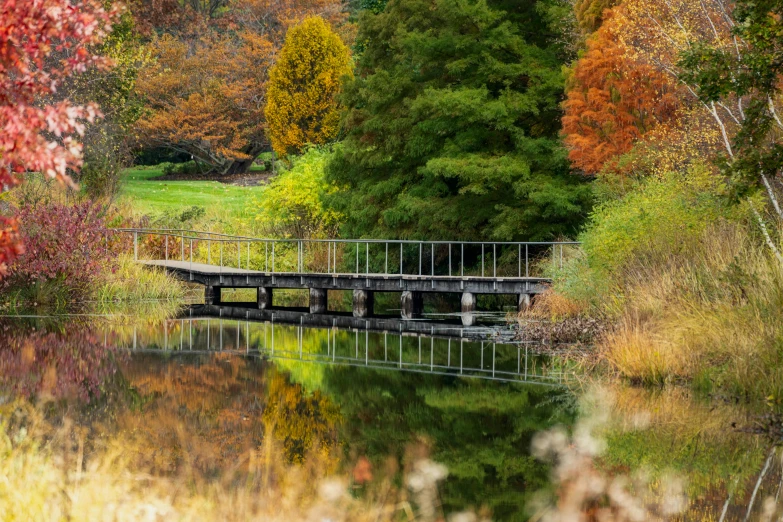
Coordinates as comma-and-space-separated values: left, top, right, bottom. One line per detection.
117, 228, 576, 318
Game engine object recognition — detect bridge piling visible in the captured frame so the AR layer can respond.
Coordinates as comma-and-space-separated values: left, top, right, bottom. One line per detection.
353, 289, 373, 318
257, 287, 272, 309
310, 288, 328, 314
401, 291, 423, 318
461, 292, 477, 313
205, 286, 221, 305
519, 293, 532, 312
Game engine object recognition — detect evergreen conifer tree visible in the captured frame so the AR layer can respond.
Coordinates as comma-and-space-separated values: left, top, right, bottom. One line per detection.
326, 0, 592, 240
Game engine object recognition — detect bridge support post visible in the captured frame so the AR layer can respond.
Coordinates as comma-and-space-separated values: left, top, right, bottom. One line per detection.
257, 287, 273, 309
205, 286, 221, 305
353, 289, 374, 318
310, 288, 328, 314
519, 293, 532, 312
401, 291, 423, 318
461, 292, 477, 313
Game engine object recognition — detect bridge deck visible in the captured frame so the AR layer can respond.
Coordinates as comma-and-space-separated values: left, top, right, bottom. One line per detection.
142, 259, 550, 295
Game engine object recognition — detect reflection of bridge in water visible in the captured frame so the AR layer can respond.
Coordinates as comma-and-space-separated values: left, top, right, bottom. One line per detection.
118, 305, 572, 385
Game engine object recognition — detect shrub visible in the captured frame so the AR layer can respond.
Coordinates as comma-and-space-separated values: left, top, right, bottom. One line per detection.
162, 160, 211, 177
3, 201, 114, 302
252, 147, 343, 239
581, 165, 732, 279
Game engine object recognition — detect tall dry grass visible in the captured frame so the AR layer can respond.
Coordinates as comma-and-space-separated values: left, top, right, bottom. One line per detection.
0, 399, 461, 522
599, 221, 783, 398
94, 253, 187, 303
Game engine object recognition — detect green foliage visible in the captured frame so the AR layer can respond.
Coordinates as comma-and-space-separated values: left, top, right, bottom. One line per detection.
326, 0, 592, 241
678, 0, 783, 197
252, 148, 343, 238
580, 165, 731, 277
161, 160, 211, 177
75, 4, 149, 198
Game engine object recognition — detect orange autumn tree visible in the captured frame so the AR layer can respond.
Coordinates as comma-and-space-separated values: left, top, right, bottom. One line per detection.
265, 17, 352, 157
562, 7, 681, 176
135, 31, 274, 175
134, 0, 349, 175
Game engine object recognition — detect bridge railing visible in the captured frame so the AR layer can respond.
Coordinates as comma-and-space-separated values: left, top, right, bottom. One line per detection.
112, 228, 580, 279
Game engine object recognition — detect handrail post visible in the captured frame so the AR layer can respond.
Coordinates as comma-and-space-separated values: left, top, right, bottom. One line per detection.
366, 242, 369, 274
461, 243, 464, 277
328, 242, 331, 273
355, 242, 359, 275
518, 244, 521, 277
493, 244, 496, 278
431, 243, 434, 276
272, 242, 275, 272
134, 232, 138, 261
419, 242, 422, 276
265, 242, 268, 272
165, 235, 168, 262
400, 243, 403, 275
220, 241, 223, 273
525, 244, 529, 277
449, 244, 451, 277
481, 244, 484, 277
190, 239, 193, 271
180, 233, 184, 262
247, 241, 250, 271
208, 240, 211, 265
237, 240, 240, 269
385, 242, 388, 274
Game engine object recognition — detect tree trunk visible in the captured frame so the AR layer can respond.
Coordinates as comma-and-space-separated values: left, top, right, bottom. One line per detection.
221, 157, 256, 175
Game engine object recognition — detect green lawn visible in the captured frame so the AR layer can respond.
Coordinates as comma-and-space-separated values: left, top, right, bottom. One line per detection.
119, 166, 266, 219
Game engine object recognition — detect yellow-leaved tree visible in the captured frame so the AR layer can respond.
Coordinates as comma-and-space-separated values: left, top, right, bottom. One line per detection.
265, 16, 352, 157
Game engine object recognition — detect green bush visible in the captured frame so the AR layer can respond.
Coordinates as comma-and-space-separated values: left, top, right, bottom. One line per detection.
162, 160, 211, 177
251, 147, 343, 239
581, 165, 733, 277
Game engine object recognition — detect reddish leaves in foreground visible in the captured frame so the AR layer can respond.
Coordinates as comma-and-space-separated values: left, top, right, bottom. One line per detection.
2, 201, 114, 298
0, 0, 115, 275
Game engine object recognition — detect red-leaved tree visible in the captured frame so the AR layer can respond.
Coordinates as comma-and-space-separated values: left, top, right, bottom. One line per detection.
0, 0, 115, 276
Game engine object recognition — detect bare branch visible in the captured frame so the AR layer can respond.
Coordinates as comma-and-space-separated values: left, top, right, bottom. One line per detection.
762, 171, 783, 220
750, 202, 783, 265
769, 97, 783, 130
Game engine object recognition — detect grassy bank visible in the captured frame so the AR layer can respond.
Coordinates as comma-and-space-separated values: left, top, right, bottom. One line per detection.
119, 166, 267, 219
546, 169, 783, 404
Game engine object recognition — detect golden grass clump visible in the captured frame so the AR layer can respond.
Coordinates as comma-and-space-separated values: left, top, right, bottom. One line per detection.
0, 398, 459, 522
592, 221, 783, 397
521, 289, 587, 321
94, 254, 187, 303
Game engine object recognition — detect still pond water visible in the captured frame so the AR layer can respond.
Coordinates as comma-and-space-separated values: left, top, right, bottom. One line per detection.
0, 302, 779, 520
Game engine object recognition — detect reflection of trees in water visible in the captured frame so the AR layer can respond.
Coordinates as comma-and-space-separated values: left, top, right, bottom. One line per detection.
263, 369, 341, 466
0, 324, 121, 401
117, 353, 267, 475
322, 366, 576, 520
115, 354, 342, 476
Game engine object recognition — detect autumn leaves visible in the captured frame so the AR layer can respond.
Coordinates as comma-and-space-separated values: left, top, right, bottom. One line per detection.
562, 0, 734, 179
134, 3, 352, 174
266, 17, 353, 157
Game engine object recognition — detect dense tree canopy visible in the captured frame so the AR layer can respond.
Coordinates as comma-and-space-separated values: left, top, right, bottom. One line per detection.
266, 17, 352, 157
326, 0, 592, 241
133, 0, 350, 175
